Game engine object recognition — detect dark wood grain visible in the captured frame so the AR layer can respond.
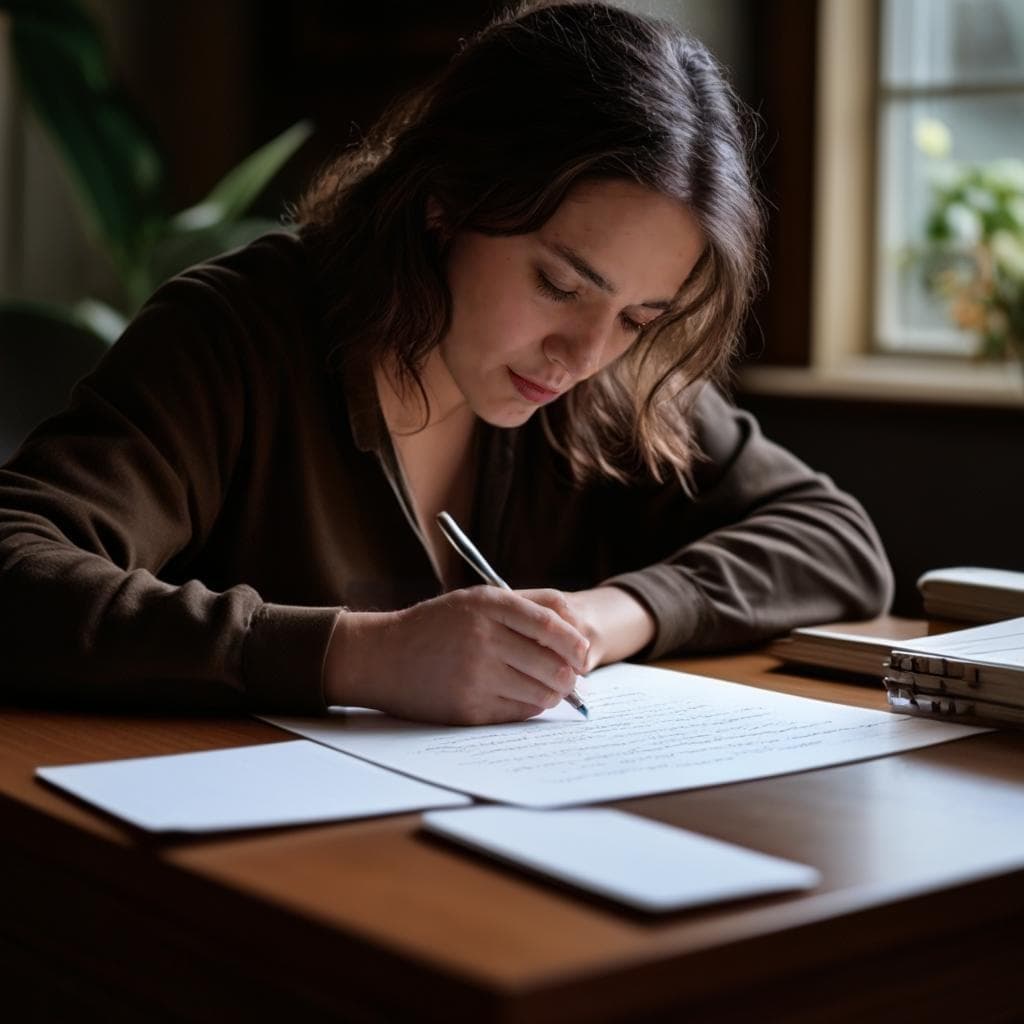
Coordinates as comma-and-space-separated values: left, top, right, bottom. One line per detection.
1, 623, 1022, 1022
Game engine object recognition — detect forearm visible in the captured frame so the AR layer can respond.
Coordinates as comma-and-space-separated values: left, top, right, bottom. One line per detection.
323, 609, 392, 708
591, 385, 893, 659
564, 586, 656, 671
606, 484, 893, 659
0, 531, 335, 712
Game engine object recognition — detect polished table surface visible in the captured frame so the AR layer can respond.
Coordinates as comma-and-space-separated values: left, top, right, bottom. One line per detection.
3, 620, 1023, 1022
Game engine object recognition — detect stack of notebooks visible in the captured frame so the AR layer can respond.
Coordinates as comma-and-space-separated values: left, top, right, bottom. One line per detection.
917, 567, 1024, 623
767, 622, 928, 678
769, 566, 1024, 728
884, 618, 1024, 727
770, 618, 1024, 728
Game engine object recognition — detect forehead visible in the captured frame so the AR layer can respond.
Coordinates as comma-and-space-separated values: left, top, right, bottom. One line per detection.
537, 179, 705, 299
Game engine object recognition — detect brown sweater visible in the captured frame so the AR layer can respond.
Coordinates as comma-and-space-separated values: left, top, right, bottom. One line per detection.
0, 231, 893, 713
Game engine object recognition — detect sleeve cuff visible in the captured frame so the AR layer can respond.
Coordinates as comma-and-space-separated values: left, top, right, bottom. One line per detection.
242, 603, 341, 713
602, 565, 707, 661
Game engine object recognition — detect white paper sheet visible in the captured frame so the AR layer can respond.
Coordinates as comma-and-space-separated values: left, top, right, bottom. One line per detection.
36, 739, 469, 833
895, 616, 1024, 668
422, 806, 820, 912
264, 663, 984, 808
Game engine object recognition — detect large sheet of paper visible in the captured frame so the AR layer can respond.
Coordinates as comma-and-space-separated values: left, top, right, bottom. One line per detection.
37, 739, 469, 833
264, 664, 985, 808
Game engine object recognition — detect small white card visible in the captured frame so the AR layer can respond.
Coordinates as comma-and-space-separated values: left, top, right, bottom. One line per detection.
37, 739, 469, 833
422, 806, 820, 912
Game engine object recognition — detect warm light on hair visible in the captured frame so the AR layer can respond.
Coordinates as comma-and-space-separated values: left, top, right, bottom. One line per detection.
295, 0, 764, 484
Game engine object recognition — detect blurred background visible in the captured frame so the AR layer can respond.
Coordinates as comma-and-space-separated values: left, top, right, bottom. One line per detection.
1, 0, 1022, 616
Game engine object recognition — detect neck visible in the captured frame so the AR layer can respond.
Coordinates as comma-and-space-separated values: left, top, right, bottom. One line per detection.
374, 349, 470, 435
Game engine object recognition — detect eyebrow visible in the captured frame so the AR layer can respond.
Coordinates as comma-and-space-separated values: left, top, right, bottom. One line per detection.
542, 241, 674, 311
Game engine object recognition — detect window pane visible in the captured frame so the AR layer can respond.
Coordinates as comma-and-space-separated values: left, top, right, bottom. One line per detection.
882, 0, 1024, 88
876, 93, 1024, 354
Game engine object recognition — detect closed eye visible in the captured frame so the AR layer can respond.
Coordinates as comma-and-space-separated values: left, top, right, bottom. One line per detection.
534, 269, 576, 302
537, 267, 657, 336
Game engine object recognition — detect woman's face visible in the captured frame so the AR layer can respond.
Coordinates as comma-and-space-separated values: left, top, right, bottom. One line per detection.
432, 178, 705, 428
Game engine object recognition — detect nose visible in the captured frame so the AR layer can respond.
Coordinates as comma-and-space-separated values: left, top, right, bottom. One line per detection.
543, 315, 608, 382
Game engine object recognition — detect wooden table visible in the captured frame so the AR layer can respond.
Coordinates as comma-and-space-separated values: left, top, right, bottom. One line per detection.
3, 634, 1023, 1022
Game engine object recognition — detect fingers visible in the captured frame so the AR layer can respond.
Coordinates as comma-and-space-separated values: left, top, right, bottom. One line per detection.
483, 588, 589, 672
494, 696, 548, 721
499, 632, 578, 705
520, 588, 587, 636
453, 662, 560, 724
392, 588, 586, 725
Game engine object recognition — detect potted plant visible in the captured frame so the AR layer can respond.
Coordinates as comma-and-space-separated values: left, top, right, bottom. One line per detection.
914, 117, 1024, 368
1, 0, 311, 343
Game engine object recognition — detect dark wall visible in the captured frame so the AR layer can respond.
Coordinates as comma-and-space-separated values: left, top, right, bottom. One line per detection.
737, 392, 1024, 617
105, 0, 509, 213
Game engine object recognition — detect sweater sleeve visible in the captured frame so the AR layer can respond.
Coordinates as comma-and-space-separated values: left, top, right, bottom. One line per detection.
0, 279, 337, 712
604, 384, 894, 659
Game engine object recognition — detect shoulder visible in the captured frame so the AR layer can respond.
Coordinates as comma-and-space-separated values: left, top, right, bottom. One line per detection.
73, 230, 332, 446
691, 382, 751, 461
689, 382, 826, 503
97, 231, 324, 383
157, 229, 318, 336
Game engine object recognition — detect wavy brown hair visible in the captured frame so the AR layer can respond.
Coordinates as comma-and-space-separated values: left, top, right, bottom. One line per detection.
295, 0, 764, 483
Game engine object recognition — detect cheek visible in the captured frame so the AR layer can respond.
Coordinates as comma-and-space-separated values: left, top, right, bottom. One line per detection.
450, 288, 543, 365
592, 332, 638, 378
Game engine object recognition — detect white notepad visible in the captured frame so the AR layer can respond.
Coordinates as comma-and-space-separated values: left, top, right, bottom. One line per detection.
37, 739, 469, 833
422, 806, 820, 912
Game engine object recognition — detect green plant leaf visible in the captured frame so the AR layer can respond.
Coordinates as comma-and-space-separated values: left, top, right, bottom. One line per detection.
0, 297, 114, 342
4, 0, 167, 279
171, 121, 313, 233
72, 298, 127, 345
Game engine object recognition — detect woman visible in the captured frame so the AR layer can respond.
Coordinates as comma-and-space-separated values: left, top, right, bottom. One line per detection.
0, 2, 892, 724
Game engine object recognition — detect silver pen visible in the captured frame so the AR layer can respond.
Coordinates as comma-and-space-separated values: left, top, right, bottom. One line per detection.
436, 511, 589, 718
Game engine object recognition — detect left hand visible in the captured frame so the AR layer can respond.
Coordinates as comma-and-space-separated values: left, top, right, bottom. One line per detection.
520, 586, 657, 673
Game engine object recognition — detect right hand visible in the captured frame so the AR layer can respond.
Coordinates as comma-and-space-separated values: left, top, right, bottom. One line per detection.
323, 587, 590, 725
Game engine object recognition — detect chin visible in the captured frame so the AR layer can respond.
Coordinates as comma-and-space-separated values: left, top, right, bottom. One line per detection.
475, 402, 539, 429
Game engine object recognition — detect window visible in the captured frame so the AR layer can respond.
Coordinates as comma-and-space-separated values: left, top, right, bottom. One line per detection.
876, 0, 1024, 356
743, 0, 1024, 403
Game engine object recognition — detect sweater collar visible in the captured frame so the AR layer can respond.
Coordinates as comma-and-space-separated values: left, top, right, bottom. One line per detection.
338, 344, 522, 577
341, 348, 388, 456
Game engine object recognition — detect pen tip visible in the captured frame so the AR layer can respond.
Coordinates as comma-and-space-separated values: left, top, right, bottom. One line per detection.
578, 703, 589, 719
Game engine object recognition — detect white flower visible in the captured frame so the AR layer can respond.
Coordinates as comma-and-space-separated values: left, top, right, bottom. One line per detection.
991, 230, 1024, 280
945, 202, 981, 245
964, 186, 996, 213
927, 161, 963, 191
983, 159, 1024, 194
914, 117, 952, 159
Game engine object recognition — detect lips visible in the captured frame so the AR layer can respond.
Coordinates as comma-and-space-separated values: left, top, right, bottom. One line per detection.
508, 368, 563, 404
